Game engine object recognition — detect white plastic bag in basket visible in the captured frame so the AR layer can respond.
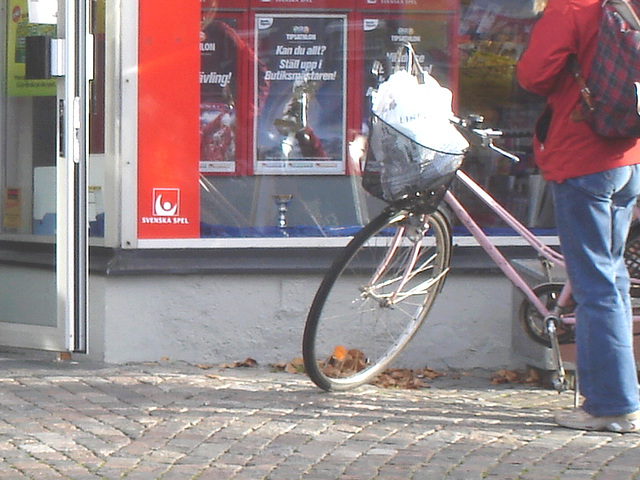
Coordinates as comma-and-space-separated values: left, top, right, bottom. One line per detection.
372, 70, 468, 154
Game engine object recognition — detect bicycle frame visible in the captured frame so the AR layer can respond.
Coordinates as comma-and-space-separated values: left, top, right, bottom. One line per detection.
445, 170, 566, 321
448, 169, 640, 314
441, 167, 640, 393
443, 169, 577, 390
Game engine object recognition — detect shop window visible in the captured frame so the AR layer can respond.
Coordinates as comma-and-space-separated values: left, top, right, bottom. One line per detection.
1, 1, 57, 236
0, 0, 106, 238
89, 0, 106, 238
138, 0, 552, 242
197, 1, 462, 239
456, 0, 552, 233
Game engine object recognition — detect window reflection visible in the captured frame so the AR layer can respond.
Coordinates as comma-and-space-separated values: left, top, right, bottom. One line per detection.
199, 3, 469, 239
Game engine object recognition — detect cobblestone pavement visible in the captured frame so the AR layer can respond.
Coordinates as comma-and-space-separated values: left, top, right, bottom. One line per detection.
0, 352, 638, 480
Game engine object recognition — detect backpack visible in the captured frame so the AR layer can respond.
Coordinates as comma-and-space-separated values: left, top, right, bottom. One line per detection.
569, 0, 640, 138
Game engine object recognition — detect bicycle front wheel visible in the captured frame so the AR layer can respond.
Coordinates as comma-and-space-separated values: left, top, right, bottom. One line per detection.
303, 208, 452, 391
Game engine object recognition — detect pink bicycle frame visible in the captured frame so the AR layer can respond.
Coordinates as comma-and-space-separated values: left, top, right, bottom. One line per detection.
444, 170, 571, 322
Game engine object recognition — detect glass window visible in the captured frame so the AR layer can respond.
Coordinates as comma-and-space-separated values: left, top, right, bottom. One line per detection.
89, 0, 106, 238
1, 1, 57, 236
198, 1, 469, 239
456, 0, 552, 232
140, 0, 552, 243
0, 0, 106, 238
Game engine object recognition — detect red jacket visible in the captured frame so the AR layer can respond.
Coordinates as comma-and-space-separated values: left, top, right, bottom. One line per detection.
516, 0, 640, 182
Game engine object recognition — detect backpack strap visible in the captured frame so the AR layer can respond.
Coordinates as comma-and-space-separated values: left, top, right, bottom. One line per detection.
567, 54, 596, 112
608, 0, 640, 30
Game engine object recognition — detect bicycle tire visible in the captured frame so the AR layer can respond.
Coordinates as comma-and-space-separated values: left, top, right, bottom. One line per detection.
302, 207, 452, 391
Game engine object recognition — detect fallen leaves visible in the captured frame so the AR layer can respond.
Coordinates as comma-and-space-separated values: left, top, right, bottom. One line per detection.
220, 358, 258, 369
201, 356, 544, 390
270, 358, 303, 374
321, 348, 367, 379
283, 357, 305, 374
370, 367, 445, 389
272, 351, 445, 390
491, 368, 542, 385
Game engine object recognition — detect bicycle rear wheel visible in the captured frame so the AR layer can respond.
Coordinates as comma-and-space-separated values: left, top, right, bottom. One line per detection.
302, 207, 452, 391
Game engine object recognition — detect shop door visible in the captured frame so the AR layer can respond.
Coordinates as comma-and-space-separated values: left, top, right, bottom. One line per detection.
0, 0, 90, 353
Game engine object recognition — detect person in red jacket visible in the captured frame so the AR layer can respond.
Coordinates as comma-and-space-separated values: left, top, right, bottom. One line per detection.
517, 0, 640, 432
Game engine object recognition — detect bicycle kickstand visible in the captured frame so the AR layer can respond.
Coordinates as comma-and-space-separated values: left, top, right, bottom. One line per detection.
545, 315, 570, 393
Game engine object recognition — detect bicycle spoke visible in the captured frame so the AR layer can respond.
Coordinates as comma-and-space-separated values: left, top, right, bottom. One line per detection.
364, 250, 443, 302
390, 269, 450, 303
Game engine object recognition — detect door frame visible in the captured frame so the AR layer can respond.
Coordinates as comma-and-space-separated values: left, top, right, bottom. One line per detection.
58, 0, 90, 352
0, 0, 89, 353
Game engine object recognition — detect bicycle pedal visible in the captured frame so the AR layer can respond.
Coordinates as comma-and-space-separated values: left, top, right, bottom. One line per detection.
551, 375, 570, 392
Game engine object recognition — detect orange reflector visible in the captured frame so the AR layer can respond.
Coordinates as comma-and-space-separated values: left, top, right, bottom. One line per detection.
332, 345, 347, 361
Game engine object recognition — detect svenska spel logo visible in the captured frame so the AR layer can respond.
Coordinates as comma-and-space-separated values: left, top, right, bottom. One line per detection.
153, 188, 180, 217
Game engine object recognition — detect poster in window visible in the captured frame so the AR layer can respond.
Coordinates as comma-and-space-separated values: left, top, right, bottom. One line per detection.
7, 0, 56, 97
200, 15, 240, 174
254, 14, 346, 175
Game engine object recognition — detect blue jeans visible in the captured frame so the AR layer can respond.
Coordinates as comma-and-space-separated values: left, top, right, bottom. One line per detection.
552, 165, 640, 417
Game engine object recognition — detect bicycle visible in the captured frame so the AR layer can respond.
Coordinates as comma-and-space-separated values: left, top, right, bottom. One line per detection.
302, 47, 640, 392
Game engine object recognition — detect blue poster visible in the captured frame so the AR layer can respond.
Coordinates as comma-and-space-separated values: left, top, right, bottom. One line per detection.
254, 14, 346, 175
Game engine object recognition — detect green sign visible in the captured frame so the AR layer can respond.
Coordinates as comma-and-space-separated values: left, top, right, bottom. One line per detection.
7, 0, 57, 97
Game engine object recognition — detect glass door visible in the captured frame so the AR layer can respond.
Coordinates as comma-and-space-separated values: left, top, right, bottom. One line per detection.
0, 0, 91, 353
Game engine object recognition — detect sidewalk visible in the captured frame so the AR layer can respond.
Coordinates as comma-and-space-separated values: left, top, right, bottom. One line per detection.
0, 350, 637, 480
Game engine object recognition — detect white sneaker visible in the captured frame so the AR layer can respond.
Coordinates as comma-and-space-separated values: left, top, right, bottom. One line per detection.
555, 408, 640, 433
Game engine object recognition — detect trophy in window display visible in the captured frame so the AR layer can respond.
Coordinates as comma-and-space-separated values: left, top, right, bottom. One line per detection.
273, 194, 294, 231
273, 77, 328, 160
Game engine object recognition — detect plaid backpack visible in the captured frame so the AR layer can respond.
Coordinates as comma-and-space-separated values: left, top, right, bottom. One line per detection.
569, 0, 640, 138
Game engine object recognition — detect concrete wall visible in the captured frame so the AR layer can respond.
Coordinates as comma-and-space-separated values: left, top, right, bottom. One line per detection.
88, 271, 524, 371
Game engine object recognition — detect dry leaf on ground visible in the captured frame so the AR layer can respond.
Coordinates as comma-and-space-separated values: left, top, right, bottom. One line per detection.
491, 368, 541, 385
270, 357, 305, 373
220, 358, 258, 369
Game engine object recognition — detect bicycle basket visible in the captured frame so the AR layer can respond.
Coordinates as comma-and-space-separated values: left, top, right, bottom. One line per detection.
362, 113, 466, 204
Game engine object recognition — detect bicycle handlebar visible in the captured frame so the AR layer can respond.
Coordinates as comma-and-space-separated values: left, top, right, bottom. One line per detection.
450, 115, 521, 164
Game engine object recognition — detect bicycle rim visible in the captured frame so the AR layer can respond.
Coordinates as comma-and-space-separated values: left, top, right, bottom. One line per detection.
303, 208, 451, 391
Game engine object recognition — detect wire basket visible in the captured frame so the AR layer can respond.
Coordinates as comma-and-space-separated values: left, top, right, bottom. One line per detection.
362, 113, 466, 204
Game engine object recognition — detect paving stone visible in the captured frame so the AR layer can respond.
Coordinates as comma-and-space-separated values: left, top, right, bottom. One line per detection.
0, 355, 637, 479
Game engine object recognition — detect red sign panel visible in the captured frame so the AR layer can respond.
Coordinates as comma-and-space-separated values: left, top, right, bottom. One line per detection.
138, 0, 200, 239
